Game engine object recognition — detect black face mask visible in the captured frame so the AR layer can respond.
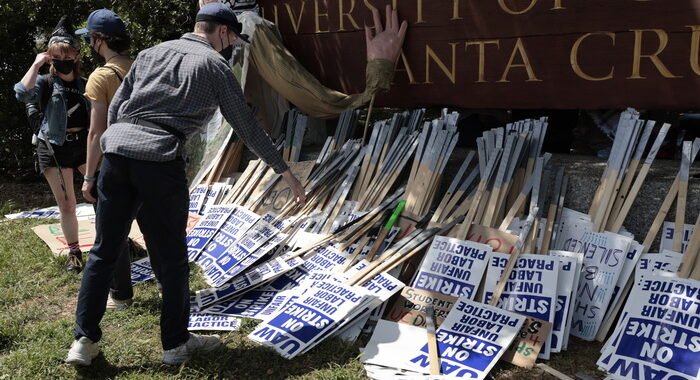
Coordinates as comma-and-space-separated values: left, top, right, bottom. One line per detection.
90, 41, 103, 63
53, 59, 75, 75
219, 34, 233, 61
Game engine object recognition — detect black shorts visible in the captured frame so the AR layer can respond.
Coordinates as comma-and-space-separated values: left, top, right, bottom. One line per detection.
36, 130, 88, 173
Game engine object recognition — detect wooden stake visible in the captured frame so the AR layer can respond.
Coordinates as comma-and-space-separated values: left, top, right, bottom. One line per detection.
674, 141, 692, 252
425, 305, 441, 375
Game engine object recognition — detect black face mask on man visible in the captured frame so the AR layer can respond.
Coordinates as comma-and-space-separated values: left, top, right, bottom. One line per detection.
53, 59, 75, 75
90, 40, 103, 63
218, 31, 233, 61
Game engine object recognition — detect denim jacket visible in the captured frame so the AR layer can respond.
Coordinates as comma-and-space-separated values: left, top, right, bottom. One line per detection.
14, 74, 90, 146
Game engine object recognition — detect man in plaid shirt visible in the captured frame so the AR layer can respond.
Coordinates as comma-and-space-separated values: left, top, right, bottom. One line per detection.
66, 3, 305, 366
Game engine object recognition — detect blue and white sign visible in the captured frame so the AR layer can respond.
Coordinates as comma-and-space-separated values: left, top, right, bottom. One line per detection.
186, 205, 235, 261
483, 252, 559, 359
598, 276, 700, 380
187, 313, 241, 331
130, 257, 155, 286
411, 236, 492, 300
188, 185, 208, 214
661, 221, 693, 254
408, 298, 525, 379
196, 207, 259, 270
248, 279, 370, 358
205, 290, 278, 319
548, 250, 582, 353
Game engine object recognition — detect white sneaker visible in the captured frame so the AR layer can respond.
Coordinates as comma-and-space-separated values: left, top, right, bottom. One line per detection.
106, 295, 133, 310
162, 333, 221, 365
65, 337, 99, 366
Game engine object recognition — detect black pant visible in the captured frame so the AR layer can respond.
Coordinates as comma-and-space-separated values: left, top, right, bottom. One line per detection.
74, 154, 190, 350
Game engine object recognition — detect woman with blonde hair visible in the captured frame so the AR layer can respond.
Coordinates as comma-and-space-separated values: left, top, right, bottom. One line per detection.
14, 17, 91, 273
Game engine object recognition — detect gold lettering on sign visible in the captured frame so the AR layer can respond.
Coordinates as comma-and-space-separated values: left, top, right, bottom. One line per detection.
465, 40, 501, 83
628, 29, 681, 79
425, 43, 459, 84
688, 25, 700, 75
452, 0, 463, 20
393, 0, 425, 23
396, 51, 417, 84
339, 0, 361, 31
363, 0, 378, 12
498, 0, 538, 15
571, 32, 615, 81
551, 0, 565, 9
498, 38, 541, 82
315, 0, 330, 33
285, 1, 307, 34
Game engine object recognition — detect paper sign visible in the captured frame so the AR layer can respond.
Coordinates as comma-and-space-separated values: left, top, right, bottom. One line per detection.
661, 221, 693, 254
205, 290, 277, 319
187, 313, 240, 331
483, 252, 559, 360
196, 207, 259, 268
408, 298, 525, 379
256, 161, 315, 214
500, 315, 552, 368
555, 224, 633, 341
33, 219, 144, 256
411, 236, 492, 300
361, 319, 431, 374
635, 252, 683, 282
385, 287, 458, 328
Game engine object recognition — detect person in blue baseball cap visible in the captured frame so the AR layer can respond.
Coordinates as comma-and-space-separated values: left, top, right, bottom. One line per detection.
65, 0, 306, 368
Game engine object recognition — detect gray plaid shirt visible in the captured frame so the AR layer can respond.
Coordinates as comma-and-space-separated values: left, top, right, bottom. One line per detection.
104, 33, 288, 174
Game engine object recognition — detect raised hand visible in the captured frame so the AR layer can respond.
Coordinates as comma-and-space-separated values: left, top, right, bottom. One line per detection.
365, 5, 408, 62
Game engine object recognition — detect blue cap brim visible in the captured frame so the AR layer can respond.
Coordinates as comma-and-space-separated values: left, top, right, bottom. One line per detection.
74, 27, 89, 35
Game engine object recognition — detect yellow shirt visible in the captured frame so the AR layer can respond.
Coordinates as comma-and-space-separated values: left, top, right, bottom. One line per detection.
84, 57, 133, 106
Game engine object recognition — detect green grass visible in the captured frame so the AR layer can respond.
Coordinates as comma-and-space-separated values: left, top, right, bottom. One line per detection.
0, 213, 607, 379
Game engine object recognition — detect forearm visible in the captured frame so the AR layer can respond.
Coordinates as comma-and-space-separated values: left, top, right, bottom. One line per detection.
20, 62, 43, 90
85, 128, 103, 178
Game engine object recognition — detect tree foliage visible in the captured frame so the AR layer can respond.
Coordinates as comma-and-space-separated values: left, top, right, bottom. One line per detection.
0, 0, 198, 180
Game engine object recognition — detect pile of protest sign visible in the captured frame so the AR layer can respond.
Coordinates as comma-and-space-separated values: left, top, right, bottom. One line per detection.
17, 104, 700, 378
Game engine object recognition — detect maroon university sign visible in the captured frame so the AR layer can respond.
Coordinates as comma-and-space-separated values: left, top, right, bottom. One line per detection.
259, 0, 700, 109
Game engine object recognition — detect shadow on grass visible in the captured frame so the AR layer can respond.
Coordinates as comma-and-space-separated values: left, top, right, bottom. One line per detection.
70, 333, 361, 380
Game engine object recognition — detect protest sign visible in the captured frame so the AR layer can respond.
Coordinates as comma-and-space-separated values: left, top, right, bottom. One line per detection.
201, 216, 280, 287
500, 315, 552, 368
196, 207, 259, 269
483, 252, 559, 360
410, 236, 492, 300
196, 256, 304, 309
256, 161, 315, 214
187, 313, 241, 331
186, 205, 235, 261
464, 224, 519, 254
32, 219, 145, 255
385, 287, 458, 328
248, 279, 371, 358
362, 319, 432, 374
205, 290, 278, 319
130, 258, 155, 286
507, 217, 547, 253
635, 251, 684, 282
555, 223, 633, 341
5, 203, 95, 221
408, 298, 525, 379
598, 275, 700, 380
200, 182, 229, 215
548, 251, 582, 353
661, 221, 693, 254
189, 185, 209, 214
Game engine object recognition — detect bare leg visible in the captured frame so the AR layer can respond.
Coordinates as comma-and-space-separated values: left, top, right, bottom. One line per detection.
44, 167, 79, 245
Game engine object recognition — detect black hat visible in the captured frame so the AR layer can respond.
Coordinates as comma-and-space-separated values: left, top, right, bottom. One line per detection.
48, 16, 80, 51
196, 3, 250, 43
